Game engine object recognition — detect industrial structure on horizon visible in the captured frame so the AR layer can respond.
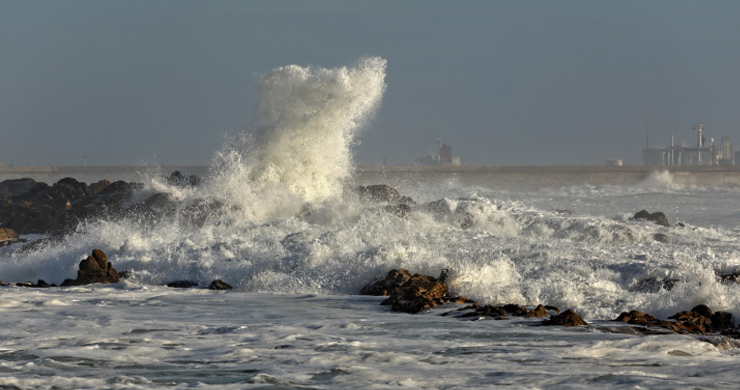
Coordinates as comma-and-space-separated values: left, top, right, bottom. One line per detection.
418, 138, 461, 166
642, 123, 735, 166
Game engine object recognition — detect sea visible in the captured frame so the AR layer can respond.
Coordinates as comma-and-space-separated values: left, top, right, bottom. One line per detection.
2, 57, 740, 389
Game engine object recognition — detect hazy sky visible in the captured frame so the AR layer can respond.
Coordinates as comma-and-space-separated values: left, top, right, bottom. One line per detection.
2, 1, 739, 166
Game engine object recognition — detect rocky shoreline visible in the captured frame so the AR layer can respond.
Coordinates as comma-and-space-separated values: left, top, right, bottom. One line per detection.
2, 176, 740, 346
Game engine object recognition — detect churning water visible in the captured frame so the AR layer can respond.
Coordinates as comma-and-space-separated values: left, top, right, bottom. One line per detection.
2, 58, 740, 389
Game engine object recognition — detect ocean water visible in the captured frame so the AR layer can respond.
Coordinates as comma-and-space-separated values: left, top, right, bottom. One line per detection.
3, 58, 740, 389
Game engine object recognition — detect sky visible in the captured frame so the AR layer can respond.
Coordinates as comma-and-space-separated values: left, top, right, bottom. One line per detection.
1, 0, 739, 167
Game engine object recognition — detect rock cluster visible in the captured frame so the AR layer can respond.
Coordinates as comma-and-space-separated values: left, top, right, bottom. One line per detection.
615, 304, 737, 336
361, 269, 454, 314
0, 173, 211, 243
61, 249, 120, 286
0, 177, 142, 236
360, 269, 588, 328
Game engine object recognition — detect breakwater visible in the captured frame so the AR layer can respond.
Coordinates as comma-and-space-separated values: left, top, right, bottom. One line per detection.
3, 165, 740, 188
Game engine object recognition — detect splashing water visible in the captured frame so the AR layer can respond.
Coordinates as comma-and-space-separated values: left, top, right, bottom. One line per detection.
211, 56, 387, 212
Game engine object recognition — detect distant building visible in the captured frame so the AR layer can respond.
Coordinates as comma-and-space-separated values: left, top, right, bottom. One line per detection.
418, 138, 461, 166
643, 124, 733, 166
606, 159, 623, 166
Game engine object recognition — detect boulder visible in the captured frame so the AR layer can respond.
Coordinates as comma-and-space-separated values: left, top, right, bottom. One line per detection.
61, 249, 120, 286
380, 270, 450, 314
167, 171, 201, 187
542, 309, 589, 327
360, 269, 413, 296
633, 210, 670, 227
208, 279, 233, 290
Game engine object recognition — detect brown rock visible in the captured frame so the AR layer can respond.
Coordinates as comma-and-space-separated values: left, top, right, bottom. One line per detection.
542, 309, 589, 327
208, 279, 233, 290
526, 304, 548, 318
360, 269, 413, 296
61, 249, 120, 286
380, 272, 450, 314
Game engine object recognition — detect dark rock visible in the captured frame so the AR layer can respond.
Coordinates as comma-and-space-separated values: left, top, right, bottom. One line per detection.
633, 210, 670, 227
357, 185, 402, 204
360, 269, 413, 296
542, 309, 589, 327
60, 249, 120, 286
383, 204, 411, 217
208, 279, 233, 290
0, 178, 47, 198
167, 280, 199, 288
167, 171, 201, 187
629, 277, 677, 293
380, 272, 450, 314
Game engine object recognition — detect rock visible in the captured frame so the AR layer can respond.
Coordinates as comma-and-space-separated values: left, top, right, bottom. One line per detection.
542, 309, 589, 327
526, 304, 549, 318
383, 204, 411, 217
0, 178, 48, 198
60, 249, 120, 286
458, 303, 552, 319
360, 269, 413, 296
208, 279, 233, 290
633, 210, 670, 227
357, 185, 402, 204
167, 171, 201, 187
629, 277, 677, 293
615, 305, 737, 335
380, 271, 450, 314
0, 227, 25, 247
167, 280, 199, 288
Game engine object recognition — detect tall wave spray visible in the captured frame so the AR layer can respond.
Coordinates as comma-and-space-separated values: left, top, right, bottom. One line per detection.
211, 57, 387, 218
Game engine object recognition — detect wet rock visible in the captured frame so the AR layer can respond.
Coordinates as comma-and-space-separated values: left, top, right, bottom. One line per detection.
208, 279, 233, 290
61, 249, 120, 286
167, 280, 199, 288
458, 303, 553, 319
360, 269, 413, 296
542, 309, 589, 327
0, 178, 48, 198
383, 203, 411, 217
614, 305, 737, 335
0, 227, 25, 247
629, 276, 677, 293
167, 171, 201, 187
633, 210, 670, 227
357, 185, 402, 204
380, 271, 450, 314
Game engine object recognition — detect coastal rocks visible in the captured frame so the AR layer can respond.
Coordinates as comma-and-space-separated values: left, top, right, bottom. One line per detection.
61, 249, 120, 286
361, 269, 450, 314
542, 309, 589, 327
0, 177, 142, 236
614, 305, 737, 336
633, 210, 670, 227
455, 303, 556, 319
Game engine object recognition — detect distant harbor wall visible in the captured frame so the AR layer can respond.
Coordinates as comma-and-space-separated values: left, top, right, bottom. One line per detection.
3, 165, 740, 188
